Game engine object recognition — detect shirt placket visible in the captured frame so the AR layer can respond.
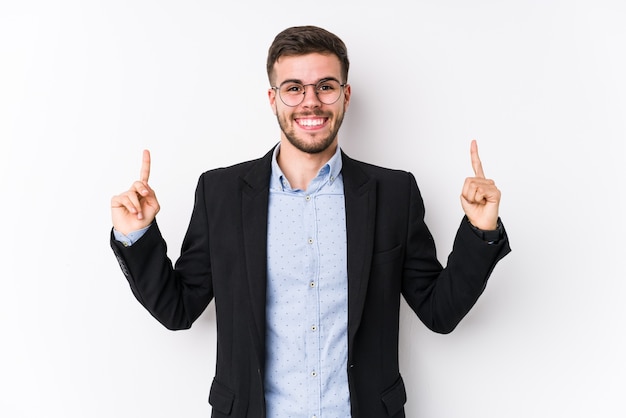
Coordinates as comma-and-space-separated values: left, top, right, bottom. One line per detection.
303, 189, 321, 417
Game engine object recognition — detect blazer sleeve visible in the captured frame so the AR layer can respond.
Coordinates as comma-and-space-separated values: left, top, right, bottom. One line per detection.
110, 175, 214, 330
401, 172, 511, 334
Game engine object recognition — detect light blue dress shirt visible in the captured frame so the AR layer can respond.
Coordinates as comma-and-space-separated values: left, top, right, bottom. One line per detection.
265, 144, 350, 418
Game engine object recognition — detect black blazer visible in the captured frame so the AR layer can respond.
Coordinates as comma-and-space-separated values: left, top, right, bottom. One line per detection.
111, 149, 511, 417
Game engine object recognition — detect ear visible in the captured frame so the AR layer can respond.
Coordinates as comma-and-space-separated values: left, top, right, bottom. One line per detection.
343, 84, 351, 111
268, 88, 278, 115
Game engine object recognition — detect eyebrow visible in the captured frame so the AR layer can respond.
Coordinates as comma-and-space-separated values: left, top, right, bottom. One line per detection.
278, 76, 341, 86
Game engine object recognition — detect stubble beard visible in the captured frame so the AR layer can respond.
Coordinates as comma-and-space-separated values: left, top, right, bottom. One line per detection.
277, 109, 345, 155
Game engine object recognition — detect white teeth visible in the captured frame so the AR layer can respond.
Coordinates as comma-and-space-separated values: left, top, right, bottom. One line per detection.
298, 118, 324, 127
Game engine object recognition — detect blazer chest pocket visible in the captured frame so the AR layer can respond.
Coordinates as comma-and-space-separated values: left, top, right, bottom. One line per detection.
209, 378, 235, 415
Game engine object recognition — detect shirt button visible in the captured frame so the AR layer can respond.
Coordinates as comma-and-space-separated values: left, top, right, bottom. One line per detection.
307, 238, 314, 244
310, 281, 315, 288
305, 195, 311, 201
311, 371, 317, 377
311, 325, 317, 332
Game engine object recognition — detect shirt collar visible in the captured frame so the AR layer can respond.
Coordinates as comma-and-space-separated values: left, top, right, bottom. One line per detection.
270, 143, 343, 192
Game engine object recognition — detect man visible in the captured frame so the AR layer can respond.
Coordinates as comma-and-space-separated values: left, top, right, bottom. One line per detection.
111, 25, 510, 418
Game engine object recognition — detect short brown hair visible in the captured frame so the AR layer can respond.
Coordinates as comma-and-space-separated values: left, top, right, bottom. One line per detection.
266, 25, 350, 85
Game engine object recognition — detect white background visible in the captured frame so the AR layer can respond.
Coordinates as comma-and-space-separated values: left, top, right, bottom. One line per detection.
2, 1, 625, 417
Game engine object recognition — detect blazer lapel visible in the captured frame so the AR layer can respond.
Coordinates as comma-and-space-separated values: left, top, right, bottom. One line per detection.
240, 149, 273, 369
341, 152, 377, 353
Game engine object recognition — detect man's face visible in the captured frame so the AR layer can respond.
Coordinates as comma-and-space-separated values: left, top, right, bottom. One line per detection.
268, 53, 351, 155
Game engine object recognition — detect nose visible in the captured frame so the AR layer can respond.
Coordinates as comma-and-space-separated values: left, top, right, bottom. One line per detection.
300, 83, 321, 107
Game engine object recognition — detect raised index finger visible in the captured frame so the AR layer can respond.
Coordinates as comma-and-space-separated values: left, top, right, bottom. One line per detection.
470, 139, 485, 179
140, 149, 151, 183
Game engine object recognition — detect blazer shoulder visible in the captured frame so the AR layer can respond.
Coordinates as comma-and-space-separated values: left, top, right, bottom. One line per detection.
196, 147, 274, 183
202, 155, 268, 177
187, 148, 274, 199
341, 152, 414, 183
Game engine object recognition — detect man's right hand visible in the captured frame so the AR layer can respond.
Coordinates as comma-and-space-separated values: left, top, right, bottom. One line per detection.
111, 150, 160, 236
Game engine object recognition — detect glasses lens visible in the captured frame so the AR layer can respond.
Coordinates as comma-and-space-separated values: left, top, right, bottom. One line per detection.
279, 82, 305, 106
316, 80, 342, 105
278, 80, 343, 106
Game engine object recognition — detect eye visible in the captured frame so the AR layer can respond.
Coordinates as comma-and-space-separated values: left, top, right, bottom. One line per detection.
317, 80, 339, 93
281, 83, 304, 95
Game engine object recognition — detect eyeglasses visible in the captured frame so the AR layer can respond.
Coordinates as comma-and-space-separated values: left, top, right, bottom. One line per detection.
272, 79, 347, 107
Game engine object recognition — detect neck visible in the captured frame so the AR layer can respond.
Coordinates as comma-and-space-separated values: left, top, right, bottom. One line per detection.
277, 140, 337, 190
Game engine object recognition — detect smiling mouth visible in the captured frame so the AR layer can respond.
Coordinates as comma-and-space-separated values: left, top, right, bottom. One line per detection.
296, 117, 327, 128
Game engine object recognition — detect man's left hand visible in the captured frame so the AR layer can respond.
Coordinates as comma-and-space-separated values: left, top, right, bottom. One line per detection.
460, 140, 501, 230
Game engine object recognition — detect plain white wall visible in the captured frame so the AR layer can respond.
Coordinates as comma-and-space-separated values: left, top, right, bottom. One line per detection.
2, 1, 625, 417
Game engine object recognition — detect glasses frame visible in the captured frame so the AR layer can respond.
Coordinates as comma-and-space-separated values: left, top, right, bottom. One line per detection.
271, 78, 347, 107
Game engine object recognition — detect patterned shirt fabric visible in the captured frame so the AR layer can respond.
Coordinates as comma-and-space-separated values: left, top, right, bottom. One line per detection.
112, 224, 150, 246
265, 144, 350, 418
